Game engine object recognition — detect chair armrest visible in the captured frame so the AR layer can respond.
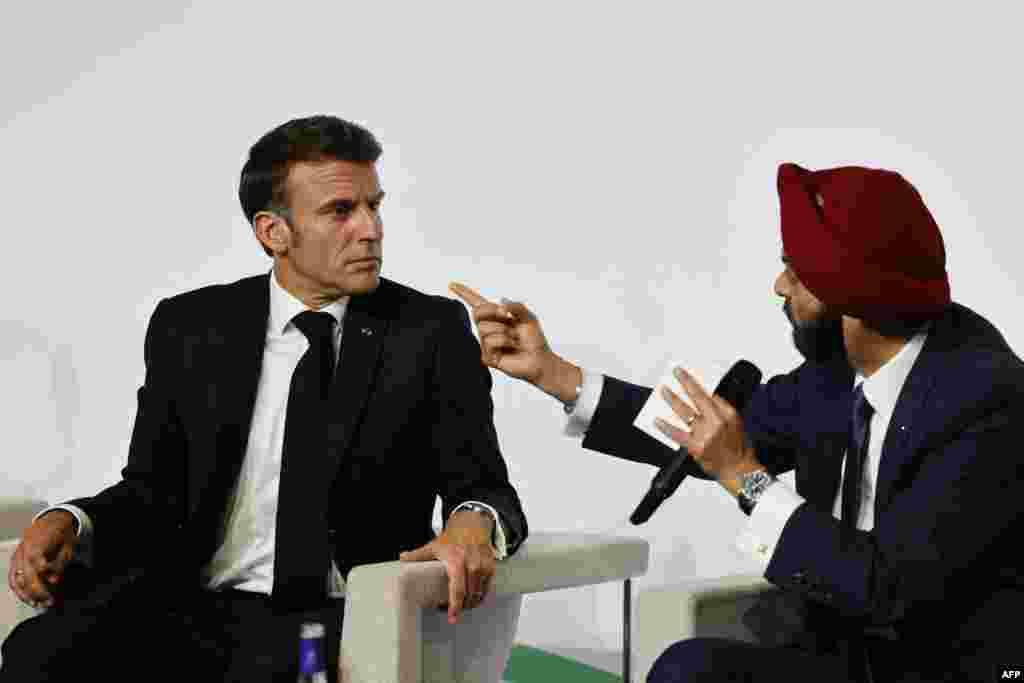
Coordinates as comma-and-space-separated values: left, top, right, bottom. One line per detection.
634, 573, 774, 681
340, 531, 649, 683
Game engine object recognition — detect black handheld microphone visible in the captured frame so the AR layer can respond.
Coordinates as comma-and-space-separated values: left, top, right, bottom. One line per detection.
629, 359, 763, 525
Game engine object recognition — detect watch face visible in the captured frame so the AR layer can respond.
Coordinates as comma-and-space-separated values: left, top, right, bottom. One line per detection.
741, 471, 773, 498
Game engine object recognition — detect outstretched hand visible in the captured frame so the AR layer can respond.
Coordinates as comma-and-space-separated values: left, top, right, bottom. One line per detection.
448, 282, 552, 383
449, 282, 581, 403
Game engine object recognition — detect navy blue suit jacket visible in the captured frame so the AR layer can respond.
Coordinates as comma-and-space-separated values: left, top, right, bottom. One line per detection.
583, 303, 1024, 681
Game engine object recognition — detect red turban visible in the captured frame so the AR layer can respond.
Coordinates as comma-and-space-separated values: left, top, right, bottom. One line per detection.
778, 163, 951, 319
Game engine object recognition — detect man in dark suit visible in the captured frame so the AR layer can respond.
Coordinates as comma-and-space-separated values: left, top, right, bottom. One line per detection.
4, 115, 527, 682
452, 163, 1024, 682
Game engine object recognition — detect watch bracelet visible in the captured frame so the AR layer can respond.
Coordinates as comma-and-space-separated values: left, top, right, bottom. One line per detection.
737, 469, 776, 515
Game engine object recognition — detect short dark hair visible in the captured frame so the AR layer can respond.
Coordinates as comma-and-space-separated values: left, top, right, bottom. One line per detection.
239, 115, 382, 226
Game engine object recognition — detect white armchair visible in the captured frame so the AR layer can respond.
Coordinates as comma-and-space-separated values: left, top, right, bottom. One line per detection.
1, 522, 649, 683
634, 573, 774, 680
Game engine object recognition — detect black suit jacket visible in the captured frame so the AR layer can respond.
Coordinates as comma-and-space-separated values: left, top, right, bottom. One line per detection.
582, 303, 1024, 682
67, 273, 527, 602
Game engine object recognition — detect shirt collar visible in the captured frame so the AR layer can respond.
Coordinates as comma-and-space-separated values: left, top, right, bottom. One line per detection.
856, 327, 929, 420
268, 267, 349, 337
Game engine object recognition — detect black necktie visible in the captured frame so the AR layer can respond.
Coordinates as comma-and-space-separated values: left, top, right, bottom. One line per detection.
273, 311, 336, 606
841, 384, 874, 536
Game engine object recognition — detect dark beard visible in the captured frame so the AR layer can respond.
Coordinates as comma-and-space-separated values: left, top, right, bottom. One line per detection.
784, 302, 846, 363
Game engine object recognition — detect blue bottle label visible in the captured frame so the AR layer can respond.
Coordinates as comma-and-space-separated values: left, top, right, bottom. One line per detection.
299, 636, 326, 675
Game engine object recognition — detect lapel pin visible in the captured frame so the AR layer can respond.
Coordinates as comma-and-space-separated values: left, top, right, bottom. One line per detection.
361, 327, 373, 336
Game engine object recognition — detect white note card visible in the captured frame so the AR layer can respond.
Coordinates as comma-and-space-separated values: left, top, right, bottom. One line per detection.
632, 361, 724, 451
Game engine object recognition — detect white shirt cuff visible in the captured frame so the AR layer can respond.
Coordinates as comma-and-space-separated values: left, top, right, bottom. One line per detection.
451, 501, 508, 560
35, 504, 94, 567
563, 370, 604, 437
35, 504, 93, 541
734, 481, 804, 570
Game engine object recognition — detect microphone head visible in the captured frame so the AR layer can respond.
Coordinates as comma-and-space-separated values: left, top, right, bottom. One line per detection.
714, 360, 762, 412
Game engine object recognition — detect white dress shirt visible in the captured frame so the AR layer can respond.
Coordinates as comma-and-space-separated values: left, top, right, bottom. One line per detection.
564, 330, 928, 567
43, 268, 506, 596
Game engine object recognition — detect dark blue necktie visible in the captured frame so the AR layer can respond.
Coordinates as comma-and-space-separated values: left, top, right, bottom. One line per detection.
273, 311, 336, 606
840, 384, 878, 681
841, 384, 874, 535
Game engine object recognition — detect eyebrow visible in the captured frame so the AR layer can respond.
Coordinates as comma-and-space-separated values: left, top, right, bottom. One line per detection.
318, 191, 387, 213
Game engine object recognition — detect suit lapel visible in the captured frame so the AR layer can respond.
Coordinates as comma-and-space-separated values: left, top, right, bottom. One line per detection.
325, 286, 390, 472
874, 337, 942, 517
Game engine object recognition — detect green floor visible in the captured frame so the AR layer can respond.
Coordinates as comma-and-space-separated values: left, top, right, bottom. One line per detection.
502, 644, 622, 682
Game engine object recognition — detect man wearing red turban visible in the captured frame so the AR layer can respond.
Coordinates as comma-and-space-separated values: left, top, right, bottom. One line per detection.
452, 163, 1023, 682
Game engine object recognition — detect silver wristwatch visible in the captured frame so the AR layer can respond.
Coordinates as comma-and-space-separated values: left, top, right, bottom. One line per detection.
737, 469, 776, 516
457, 502, 491, 517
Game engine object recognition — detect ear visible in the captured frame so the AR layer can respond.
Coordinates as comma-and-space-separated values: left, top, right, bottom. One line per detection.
253, 211, 291, 255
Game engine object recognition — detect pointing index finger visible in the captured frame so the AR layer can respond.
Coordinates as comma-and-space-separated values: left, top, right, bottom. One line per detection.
449, 282, 490, 308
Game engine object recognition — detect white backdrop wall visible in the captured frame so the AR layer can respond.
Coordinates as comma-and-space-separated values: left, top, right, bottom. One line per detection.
3, 0, 1022, 667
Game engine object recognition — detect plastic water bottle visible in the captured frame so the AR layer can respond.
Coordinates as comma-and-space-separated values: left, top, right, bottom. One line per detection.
297, 622, 328, 683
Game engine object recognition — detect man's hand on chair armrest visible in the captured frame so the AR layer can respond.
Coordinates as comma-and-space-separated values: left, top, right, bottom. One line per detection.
399, 509, 496, 625
7, 510, 77, 610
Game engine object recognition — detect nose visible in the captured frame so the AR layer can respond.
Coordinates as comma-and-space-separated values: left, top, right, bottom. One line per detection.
353, 205, 383, 242
774, 270, 789, 298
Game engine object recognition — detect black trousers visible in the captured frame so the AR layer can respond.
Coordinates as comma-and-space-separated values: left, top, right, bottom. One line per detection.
647, 638, 856, 683
0, 580, 345, 683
